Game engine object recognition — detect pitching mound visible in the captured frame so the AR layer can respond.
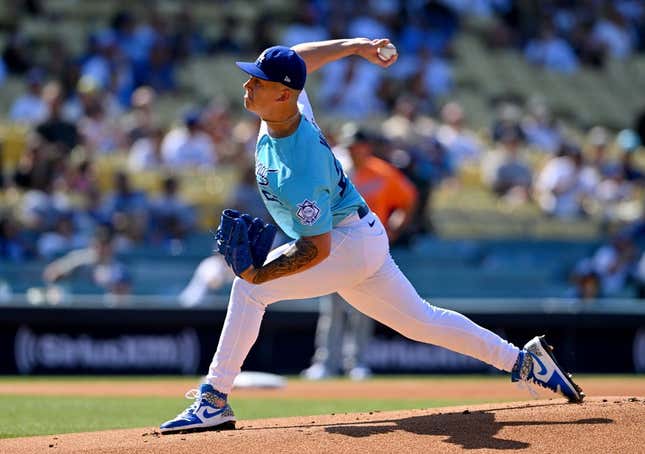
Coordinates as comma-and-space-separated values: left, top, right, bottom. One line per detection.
2, 397, 642, 453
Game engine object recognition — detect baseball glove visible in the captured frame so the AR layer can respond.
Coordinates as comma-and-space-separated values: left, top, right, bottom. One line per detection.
216, 209, 277, 272
215, 209, 253, 276
240, 214, 277, 268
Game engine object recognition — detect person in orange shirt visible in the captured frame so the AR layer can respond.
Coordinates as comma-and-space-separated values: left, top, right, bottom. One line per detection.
346, 128, 418, 244
302, 125, 418, 380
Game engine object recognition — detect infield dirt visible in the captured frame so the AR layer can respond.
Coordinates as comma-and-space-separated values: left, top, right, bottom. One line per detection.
1, 397, 643, 453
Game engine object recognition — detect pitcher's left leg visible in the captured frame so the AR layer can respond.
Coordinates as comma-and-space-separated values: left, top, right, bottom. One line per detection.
338, 254, 520, 372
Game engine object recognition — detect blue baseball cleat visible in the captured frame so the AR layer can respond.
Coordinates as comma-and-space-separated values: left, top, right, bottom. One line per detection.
160, 383, 236, 434
511, 335, 585, 403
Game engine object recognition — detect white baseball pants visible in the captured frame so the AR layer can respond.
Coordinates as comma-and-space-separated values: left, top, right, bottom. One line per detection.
207, 211, 520, 393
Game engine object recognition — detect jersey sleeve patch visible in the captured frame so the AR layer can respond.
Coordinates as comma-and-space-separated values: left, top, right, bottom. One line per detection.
296, 199, 321, 226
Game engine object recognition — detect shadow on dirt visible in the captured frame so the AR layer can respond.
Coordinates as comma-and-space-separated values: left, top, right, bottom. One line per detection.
324, 409, 613, 450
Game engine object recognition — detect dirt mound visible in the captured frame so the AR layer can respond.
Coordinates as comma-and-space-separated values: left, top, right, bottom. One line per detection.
2, 397, 643, 454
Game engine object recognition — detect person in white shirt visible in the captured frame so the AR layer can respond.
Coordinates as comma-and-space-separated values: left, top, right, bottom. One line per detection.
161, 110, 217, 169
9, 68, 48, 125
535, 144, 590, 218
436, 101, 482, 168
128, 127, 165, 171
179, 254, 234, 307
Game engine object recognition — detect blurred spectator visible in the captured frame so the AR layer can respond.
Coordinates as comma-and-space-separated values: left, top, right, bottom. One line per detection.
414, 46, 454, 98
381, 96, 423, 143
37, 212, 88, 259
149, 175, 196, 245
436, 101, 483, 168
481, 129, 532, 203
386, 136, 451, 236
201, 100, 236, 161
111, 10, 154, 63
161, 110, 217, 169
35, 82, 79, 153
586, 126, 616, 178
121, 86, 158, 145
410, 0, 460, 55
19, 184, 64, 234
492, 103, 525, 143
588, 233, 636, 296
0, 216, 35, 262
593, 165, 635, 225
590, 5, 636, 60
133, 40, 176, 93
282, 6, 329, 47
179, 254, 233, 307
43, 227, 132, 296
128, 126, 165, 171
102, 171, 149, 243
78, 91, 125, 154
9, 68, 48, 125
318, 58, 385, 119
524, 23, 579, 74
2, 32, 32, 75
348, 7, 393, 40
535, 143, 590, 219
616, 129, 645, 184
75, 186, 109, 238
12, 137, 57, 191
568, 258, 602, 301
521, 98, 563, 154
66, 158, 97, 193
341, 125, 419, 244
81, 30, 134, 106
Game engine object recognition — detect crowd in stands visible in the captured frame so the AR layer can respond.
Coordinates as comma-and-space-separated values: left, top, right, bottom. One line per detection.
2, 1, 645, 301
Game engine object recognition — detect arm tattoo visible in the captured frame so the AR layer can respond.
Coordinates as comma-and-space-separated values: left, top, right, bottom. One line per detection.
252, 237, 318, 284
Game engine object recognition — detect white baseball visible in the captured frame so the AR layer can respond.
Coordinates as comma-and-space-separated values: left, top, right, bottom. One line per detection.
377, 43, 397, 61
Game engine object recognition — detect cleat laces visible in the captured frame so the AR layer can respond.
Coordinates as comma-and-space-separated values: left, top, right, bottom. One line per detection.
177, 389, 201, 419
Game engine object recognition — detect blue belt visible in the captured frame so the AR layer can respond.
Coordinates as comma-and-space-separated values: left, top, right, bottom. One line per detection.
357, 205, 369, 219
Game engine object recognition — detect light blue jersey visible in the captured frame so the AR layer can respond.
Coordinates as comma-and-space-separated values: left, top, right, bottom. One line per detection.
255, 105, 365, 239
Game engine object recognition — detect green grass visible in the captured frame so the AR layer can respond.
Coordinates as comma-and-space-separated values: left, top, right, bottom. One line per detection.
0, 395, 496, 439
0, 374, 641, 439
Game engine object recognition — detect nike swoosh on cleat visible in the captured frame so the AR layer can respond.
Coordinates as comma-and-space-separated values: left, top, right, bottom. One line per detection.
528, 351, 548, 377
202, 408, 221, 419
368, 220, 375, 227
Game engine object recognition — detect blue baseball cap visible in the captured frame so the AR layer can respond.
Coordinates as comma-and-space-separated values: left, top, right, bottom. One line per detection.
236, 46, 306, 90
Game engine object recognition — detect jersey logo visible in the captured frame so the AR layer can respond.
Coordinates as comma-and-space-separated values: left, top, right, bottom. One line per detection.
296, 199, 321, 226
256, 162, 277, 186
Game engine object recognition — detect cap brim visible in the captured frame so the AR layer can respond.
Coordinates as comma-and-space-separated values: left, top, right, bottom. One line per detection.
235, 61, 270, 81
